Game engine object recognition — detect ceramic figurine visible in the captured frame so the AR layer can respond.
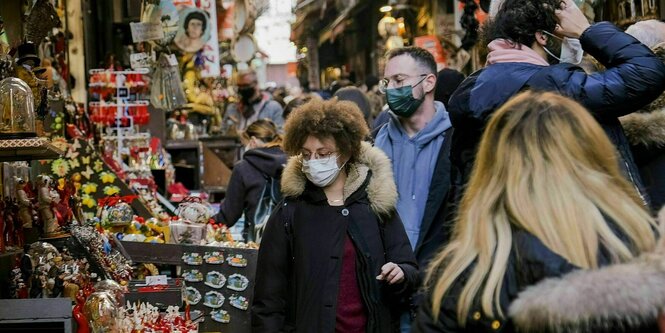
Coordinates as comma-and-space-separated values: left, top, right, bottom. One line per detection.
37, 175, 61, 236
15, 178, 34, 229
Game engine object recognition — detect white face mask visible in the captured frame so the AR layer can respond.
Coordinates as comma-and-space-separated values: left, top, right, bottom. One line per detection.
542, 31, 584, 65
301, 155, 345, 187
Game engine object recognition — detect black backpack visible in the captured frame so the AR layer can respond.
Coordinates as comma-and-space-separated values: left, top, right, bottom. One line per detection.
246, 159, 283, 243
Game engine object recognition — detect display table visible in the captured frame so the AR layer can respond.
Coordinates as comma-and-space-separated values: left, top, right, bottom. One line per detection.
0, 298, 73, 332
121, 241, 257, 332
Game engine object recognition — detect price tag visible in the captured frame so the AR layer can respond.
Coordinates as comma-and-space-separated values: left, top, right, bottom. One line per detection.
130, 22, 164, 43
146, 275, 168, 286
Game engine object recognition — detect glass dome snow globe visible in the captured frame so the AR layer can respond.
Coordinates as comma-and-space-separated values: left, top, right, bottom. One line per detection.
0, 77, 36, 138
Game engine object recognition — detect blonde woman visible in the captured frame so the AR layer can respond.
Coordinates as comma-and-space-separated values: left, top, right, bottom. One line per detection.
413, 91, 659, 332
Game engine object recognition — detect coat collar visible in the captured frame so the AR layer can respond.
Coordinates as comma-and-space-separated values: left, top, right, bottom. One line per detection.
509, 207, 665, 332
281, 141, 397, 217
620, 97, 665, 148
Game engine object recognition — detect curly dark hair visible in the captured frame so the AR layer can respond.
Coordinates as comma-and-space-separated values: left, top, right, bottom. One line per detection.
386, 46, 437, 75
482, 0, 561, 47
283, 99, 369, 160
184, 11, 207, 37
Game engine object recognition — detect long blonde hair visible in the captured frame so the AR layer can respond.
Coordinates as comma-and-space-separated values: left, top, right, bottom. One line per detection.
426, 91, 656, 325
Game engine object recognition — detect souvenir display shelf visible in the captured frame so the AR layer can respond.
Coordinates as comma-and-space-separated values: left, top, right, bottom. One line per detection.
121, 241, 257, 332
0, 298, 73, 332
0, 137, 63, 162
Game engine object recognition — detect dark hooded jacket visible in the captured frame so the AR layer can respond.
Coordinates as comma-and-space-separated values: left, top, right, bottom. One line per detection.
448, 22, 665, 211
252, 142, 419, 333
621, 45, 665, 211
215, 146, 286, 240
413, 210, 665, 333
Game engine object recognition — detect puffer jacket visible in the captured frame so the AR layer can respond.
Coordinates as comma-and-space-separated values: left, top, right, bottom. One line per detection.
412, 211, 665, 333
621, 45, 665, 211
448, 22, 665, 212
252, 142, 419, 333
508, 208, 665, 333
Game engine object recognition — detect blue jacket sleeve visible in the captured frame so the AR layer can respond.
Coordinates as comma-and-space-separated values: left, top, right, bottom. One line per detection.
548, 22, 665, 120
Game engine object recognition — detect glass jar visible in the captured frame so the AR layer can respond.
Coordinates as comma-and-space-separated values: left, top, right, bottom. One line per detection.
0, 77, 36, 138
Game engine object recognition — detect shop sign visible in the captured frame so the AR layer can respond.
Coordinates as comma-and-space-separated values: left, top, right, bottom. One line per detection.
130, 22, 165, 43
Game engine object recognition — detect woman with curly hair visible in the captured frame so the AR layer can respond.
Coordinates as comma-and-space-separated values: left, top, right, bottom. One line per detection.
252, 99, 419, 332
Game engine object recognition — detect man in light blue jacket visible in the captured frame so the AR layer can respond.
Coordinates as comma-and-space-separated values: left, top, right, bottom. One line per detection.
374, 46, 454, 332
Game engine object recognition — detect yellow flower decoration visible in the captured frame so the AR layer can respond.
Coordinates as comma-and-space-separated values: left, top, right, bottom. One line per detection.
82, 183, 98, 195
82, 194, 96, 209
100, 172, 117, 184
57, 178, 65, 191
69, 159, 80, 169
81, 156, 91, 165
51, 158, 70, 177
103, 186, 121, 196
93, 160, 104, 173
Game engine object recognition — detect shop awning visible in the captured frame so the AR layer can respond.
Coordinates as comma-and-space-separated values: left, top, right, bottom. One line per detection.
318, 1, 370, 46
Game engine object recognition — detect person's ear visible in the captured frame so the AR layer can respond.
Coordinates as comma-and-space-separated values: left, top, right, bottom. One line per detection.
424, 74, 437, 94
535, 31, 548, 47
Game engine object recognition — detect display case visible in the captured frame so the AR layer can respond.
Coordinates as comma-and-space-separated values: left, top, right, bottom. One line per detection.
0, 78, 36, 138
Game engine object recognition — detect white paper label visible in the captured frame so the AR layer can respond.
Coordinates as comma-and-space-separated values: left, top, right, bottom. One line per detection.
130, 22, 165, 43
146, 275, 168, 286
130, 52, 154, 69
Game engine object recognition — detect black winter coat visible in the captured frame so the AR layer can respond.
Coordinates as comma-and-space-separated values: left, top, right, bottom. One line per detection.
448, 22, 665, 211
215, 146, 286, 240
252, 143, 419, 333
412, 227, 661, 333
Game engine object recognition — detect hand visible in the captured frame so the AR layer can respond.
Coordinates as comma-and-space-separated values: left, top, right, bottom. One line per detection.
554, 0, 591, 39
376, 262, 405, 285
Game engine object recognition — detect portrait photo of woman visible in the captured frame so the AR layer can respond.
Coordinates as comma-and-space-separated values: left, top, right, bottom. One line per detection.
174, 8, 211, 53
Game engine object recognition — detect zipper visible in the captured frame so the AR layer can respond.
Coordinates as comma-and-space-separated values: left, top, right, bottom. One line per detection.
624, 160, 648, 206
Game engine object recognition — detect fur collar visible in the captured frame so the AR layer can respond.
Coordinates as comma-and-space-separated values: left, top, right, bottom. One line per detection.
509, 208, 665, 332
620, 99, 665, 148
281, 141, 397, 217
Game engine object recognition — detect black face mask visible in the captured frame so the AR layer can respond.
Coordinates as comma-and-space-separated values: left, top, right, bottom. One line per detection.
238, 85, 257, 104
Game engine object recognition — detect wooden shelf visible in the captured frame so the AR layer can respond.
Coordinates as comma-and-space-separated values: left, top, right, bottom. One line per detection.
0, 137, 63, 162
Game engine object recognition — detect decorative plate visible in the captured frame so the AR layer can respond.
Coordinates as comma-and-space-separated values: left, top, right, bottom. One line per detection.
182, 269, 203, 283
210, 309, 231, 323
204, 271, 226, 289
226, 274, 249, 292
204, 251, 224, 264
185, 287, 201, 305
226, 254, 248, 268
229, 294, 249, 311
182, 252, 203, 266
203, 291, 225, 309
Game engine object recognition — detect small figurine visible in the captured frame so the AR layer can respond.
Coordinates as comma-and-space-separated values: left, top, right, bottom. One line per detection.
15, 178, 34, 229
37, 175, 61, 236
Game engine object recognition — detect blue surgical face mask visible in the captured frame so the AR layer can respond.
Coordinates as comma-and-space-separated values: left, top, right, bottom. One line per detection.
385, 75, 428, 117
542, 30, 584, 65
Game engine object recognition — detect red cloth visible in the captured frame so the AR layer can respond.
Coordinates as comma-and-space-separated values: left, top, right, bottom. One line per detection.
335, 235, 367, 333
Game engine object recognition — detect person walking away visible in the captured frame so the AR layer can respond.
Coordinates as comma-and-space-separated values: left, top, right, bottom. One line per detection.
215, 120, 286, 242
447, 0, 665, 212
374, 46, 454, 331
252, 99, 418, 333
413, 91, 660, 332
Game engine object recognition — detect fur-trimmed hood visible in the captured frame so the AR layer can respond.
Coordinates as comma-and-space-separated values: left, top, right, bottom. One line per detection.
281, 141, 397, 217
509, 208, 665, 332
620, 98, 665, 148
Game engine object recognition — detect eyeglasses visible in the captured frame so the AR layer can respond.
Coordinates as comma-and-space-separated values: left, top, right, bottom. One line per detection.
378, 73, 429, 94
300, 150, 338, 163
